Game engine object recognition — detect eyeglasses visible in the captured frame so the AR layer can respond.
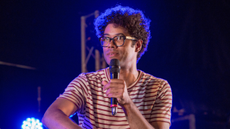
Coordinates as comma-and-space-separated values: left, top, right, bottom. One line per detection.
99, 35, 137, 47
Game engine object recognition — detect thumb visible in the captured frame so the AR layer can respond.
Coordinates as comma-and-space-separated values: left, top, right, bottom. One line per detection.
102, 80, 108, 86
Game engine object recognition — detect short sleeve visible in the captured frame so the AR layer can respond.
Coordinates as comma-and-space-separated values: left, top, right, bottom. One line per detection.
150, 80, 172, 124
58, 73, 89, 112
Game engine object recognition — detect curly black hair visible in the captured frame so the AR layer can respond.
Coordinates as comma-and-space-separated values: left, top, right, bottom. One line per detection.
94, 5, 151, 61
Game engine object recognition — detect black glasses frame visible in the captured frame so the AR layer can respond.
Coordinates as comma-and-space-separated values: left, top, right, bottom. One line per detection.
99, 36, 137, 47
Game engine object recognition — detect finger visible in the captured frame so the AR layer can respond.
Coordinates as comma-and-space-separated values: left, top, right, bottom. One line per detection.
102, 80, 108, 86
106, 88, 123, 98
107, 92, 122, 98
103, 80, 122, 90
102, 80, 108, 91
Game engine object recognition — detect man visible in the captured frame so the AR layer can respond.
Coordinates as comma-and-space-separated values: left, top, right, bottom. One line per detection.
42, 5, 172, 129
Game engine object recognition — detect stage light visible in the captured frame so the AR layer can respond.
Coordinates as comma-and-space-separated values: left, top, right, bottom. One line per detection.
21, 117, 43, 129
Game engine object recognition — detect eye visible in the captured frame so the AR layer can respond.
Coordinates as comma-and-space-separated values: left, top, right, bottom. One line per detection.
104, 37, 110, 41
116, 36, 125, 41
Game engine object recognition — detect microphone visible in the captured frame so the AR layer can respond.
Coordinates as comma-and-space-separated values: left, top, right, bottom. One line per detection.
109, 59, 120, 116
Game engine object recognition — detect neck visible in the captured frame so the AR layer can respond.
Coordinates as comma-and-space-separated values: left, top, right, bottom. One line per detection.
118, 63, 139, 87
120, 69, 139, 87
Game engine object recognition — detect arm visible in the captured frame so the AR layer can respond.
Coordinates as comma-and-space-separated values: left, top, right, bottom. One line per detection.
42, 98, 81, 129
123, 101, 170, 129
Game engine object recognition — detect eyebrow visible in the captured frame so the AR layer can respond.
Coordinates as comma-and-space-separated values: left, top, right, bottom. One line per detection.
103, 33, 125, 36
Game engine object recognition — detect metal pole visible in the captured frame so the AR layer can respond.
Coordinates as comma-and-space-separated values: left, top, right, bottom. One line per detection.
81, 16, 86, 73
94, 10, 100, 71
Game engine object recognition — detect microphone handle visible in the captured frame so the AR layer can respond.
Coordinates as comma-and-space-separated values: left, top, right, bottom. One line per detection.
111, 72, 119, 116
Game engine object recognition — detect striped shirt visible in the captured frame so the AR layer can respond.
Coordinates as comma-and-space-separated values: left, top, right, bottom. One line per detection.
59, 68, 172, 129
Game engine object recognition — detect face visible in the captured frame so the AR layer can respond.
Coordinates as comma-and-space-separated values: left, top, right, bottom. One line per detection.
102, 23, 140, 67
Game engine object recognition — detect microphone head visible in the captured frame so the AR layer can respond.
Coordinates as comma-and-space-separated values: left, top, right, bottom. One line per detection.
109, 59, 119, 66
109, 59, 120, 73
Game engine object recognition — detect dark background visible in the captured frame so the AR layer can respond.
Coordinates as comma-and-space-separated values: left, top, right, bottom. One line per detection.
1, 0, 230, 128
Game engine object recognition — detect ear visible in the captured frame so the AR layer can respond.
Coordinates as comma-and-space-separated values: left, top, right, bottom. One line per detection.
135, 39, 143, 52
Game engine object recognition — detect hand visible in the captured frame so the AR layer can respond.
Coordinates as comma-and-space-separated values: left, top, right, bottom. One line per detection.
102, 79, 131, 106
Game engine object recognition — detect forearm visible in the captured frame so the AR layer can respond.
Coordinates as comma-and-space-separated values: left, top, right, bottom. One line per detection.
42, 108, 81, 129
122, 102, 155, 129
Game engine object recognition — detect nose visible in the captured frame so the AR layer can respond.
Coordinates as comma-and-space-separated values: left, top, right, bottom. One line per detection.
107, 39, 116, 48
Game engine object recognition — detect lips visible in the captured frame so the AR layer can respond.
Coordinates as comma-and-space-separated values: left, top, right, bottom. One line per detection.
106, 51, 118, 57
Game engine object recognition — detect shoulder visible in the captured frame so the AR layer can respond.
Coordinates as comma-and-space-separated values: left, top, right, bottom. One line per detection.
84, 68, 108, 81
71, 68, 109, 88
71, 68, 108, 82
85, 68, 107, 78
138, 70, 171, 95
140, 70, 169, 86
